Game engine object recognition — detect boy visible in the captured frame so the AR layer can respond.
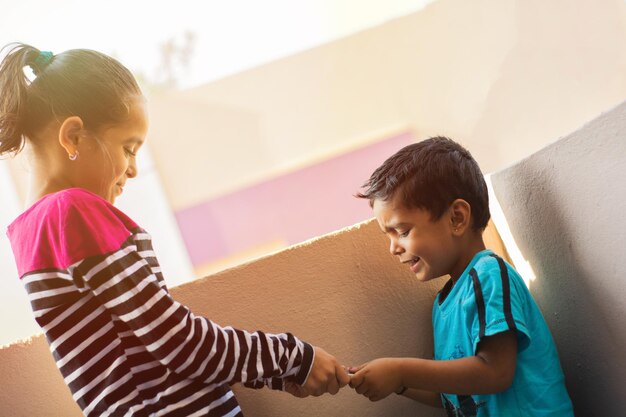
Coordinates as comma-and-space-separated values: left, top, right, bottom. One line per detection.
349, 137, 573, 416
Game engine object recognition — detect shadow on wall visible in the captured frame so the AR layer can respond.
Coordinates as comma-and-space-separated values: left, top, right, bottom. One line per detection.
490, 101, 626, 417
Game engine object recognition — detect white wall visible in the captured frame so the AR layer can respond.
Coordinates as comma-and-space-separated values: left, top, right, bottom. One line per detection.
490, 100, 626, 416
114, 144, 195, 288
0, 163, 39, 346
146, 0, 626, 211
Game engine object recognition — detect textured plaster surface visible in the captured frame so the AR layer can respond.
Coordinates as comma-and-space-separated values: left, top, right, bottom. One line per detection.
0, 206, 509, 417
168, 220, 449, 417
0, 217, 508, 416
0, 220, 456, 416
491, 101, 626, 417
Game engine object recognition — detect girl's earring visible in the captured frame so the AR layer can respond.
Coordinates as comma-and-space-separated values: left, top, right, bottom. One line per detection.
69, 151, 79, 161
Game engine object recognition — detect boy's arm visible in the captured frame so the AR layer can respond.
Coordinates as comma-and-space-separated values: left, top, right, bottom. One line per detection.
401, 330, 517, 394
350, 330, 517, 401
400, 389, 442, 408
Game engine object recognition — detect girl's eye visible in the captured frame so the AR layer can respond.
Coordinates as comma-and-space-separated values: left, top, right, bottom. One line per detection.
399, 230, 410, 238
124, 148, 136, 157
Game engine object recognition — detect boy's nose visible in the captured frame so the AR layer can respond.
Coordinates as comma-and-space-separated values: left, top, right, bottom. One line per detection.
389, 240, 404, 255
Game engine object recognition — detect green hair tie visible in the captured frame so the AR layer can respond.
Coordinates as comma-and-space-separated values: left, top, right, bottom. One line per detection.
32, 50, 53, 74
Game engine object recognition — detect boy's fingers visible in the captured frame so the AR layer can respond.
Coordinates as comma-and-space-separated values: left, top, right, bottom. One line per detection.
350, 377, 368, 394
349, 363, 366, 373
354, 379, 368, 395
348, 373, 360, 389
348, 366, 367, 388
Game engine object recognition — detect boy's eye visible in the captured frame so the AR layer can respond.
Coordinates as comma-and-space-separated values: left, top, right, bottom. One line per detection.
124, 148, 137, 157
398, 230, 410, 238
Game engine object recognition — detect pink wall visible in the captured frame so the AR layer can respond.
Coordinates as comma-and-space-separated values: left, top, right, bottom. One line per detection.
175, 132, 414, 266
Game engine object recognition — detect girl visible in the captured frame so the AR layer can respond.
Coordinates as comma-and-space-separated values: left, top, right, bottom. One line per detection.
0, 43, 349, 417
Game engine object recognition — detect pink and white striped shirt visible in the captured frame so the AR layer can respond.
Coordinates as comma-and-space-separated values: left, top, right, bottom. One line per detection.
7, 188, 313, 416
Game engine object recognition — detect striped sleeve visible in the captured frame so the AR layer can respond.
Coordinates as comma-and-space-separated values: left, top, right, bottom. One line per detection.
469, 255, 531, 354
65, 215, 314, 389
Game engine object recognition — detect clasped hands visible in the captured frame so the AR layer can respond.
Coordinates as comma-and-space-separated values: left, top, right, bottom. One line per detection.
285, 347, 402, 402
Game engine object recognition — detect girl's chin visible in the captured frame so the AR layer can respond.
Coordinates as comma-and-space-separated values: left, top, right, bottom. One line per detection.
103, 191, 117, 204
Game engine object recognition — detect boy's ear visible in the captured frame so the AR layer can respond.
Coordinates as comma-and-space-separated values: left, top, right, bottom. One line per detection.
449, 198, 471, 235
58, 116, 85, 156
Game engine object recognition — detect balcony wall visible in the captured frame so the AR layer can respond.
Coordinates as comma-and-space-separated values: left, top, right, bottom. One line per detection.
0, 218, 507, 417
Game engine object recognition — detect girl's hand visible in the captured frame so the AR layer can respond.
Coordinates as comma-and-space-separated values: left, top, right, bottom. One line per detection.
284, 380, 310, 398
349, 358, 403, 402
303, 346, 350, 396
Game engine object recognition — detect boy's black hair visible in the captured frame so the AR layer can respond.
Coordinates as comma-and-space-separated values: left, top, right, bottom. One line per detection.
357, 136, 490, 230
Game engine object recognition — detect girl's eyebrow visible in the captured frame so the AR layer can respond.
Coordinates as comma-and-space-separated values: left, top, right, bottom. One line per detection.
125, 137, 144, 145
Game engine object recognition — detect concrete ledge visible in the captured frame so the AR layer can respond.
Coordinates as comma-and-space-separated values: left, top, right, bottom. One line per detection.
0, 217, 508, 416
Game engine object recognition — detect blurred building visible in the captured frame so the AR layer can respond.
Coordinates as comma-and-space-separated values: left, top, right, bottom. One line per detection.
2, 0, 625, 344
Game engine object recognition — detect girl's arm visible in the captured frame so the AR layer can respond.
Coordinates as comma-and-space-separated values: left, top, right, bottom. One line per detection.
74, 239, 332, 391
350, 331, 517, 401
38, 193, 346, 396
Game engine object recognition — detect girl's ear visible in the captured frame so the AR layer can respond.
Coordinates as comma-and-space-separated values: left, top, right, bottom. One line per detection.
449, 198, 472, 235
58, 116, 85, 157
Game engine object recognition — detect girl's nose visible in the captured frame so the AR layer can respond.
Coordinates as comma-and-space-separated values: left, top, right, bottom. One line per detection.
127, 159, 138, 178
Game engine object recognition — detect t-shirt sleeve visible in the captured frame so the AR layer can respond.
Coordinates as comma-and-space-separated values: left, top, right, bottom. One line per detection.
7, 190, 133, 277
470, 255, 531, 354
68, 222, 314, 389
59, 194, 133, 266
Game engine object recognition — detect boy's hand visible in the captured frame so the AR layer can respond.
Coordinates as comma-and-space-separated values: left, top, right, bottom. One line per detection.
349, 358, 403, 401
301, 346, 351, 396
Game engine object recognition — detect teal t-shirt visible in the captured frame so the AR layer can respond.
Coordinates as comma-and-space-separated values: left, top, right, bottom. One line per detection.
432, 250, 573, 416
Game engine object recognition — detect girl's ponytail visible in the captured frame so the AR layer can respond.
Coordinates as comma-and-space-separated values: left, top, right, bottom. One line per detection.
0, 42, 141, 157
0, 43, 43, 156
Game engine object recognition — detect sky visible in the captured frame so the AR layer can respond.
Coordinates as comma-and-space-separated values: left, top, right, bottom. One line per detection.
1, 0, 437, 89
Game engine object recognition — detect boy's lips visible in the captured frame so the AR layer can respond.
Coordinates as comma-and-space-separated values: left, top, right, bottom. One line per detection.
403, 257, 422, 273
